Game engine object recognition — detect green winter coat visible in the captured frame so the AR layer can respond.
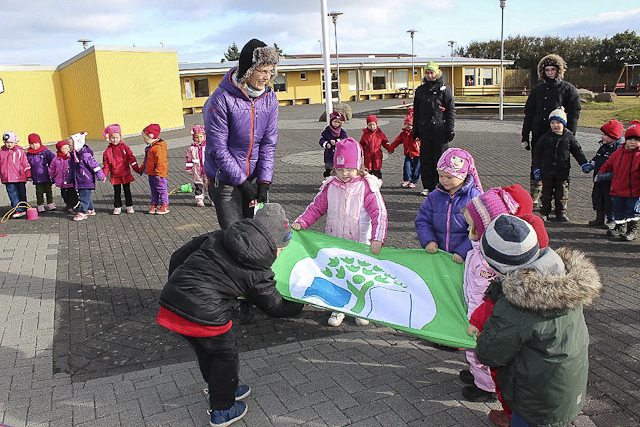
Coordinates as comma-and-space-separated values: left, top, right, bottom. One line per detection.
476, 248, 602, 427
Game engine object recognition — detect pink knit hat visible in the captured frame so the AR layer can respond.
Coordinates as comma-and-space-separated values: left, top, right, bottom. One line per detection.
102, 124, 122, 140
333, 137, 363, 169
190, 125, 206, 141
466, 187, 519, 238
437, 148, 483, 191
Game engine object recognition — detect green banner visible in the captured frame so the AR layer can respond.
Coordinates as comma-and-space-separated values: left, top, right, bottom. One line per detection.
273, 229, 476, 349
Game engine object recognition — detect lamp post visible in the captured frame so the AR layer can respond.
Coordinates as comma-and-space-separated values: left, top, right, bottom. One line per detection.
77, 39, 91, 50
448, 40, 456, 94
407, 30, 417, 91
499, 0, 506, 120
328, 11, 343, 103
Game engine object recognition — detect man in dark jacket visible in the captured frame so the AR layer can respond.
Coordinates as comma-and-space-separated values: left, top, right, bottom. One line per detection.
157, 203, 303, 426
413, 61, 455, 196
476, 214, 601, 427
521, 54, 581, 208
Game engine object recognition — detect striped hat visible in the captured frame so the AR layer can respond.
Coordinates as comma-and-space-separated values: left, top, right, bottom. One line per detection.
466, 188, 519, 238
480, 214, 540, 274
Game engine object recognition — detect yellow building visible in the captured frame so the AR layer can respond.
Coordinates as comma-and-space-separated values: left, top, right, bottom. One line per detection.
0, 46, 184, 145
179, 56, 511, 111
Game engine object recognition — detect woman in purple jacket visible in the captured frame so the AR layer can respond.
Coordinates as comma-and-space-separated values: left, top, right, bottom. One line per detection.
203, 39, 280, 230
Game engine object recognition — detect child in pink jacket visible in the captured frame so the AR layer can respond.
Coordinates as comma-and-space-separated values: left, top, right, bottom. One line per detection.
291, 137, 388, 326
1, 131, 31, 218
459, 188, 519, 403
185, 125, 211, 207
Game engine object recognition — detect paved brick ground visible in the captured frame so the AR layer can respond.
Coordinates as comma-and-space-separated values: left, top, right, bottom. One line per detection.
0, 100, 638, 426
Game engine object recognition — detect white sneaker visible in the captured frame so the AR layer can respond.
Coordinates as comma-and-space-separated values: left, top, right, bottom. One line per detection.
420, 189, 430, 196
112, 207, 121, 215
355, 318, 370, 326
328, 312, 345, 327
126, 206, 135, 214
196, 199, 205, 207
401, 181, 409, 188
86, 209, 96, 216
37, 205, 46, 213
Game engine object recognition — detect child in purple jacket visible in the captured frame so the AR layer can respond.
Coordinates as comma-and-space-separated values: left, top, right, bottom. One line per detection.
26, 133, 56, 212
49, 140, 79, 213
68, 132, 105, 221
319, 111, 348, 179
415, 148, 483, 263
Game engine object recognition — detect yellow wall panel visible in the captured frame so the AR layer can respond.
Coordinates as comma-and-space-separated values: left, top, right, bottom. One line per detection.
96, 50, 184, 136
0, 69, 68, 145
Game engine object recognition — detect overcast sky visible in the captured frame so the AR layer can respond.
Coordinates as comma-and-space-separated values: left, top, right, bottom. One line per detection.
2, 0, 638, 66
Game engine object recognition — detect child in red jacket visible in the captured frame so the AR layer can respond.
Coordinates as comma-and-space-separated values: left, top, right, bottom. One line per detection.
387, 109, 421, 188
102, 124, 142, 214
359, 115, 390, 180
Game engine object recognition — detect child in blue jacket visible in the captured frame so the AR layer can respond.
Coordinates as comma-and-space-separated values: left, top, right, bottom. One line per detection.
415, 148, 483, 263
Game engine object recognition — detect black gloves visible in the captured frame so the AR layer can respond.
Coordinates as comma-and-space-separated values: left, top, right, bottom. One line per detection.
257, 183, 270, 203
447, 132, 455, 142
239, 180, 257, 201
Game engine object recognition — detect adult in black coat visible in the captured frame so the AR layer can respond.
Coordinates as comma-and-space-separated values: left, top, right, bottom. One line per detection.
521, 54, 581, 207
413, 61, 455, 196
157, 203, 303, 424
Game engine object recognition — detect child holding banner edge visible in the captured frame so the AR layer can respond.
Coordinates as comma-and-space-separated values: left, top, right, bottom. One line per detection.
292, 137, 388, 327
415, 148, 483, 264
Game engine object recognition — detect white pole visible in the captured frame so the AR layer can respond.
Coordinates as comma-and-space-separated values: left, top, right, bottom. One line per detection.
408, 30, 417, 91
333, 17, 341, 103
499, 0, 506, 120
320, 0, 333, 123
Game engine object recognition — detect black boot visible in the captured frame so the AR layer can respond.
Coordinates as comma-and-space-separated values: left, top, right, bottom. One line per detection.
588, 210, 605, 227
323, 168, 332, 178
608, 222, 627, 238
622, 220, 638, 241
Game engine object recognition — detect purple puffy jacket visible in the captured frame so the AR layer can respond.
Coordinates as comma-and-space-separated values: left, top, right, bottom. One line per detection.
68, 145, 105, 190
203, 67, 278, 186
27, 148, 55, 184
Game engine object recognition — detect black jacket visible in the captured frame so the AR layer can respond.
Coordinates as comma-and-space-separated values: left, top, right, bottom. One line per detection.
160, 219, 303, 326
413, 77, 455, 141
591, 137, 623, 175
522, 79, 581, 144
532, 129, 587, 180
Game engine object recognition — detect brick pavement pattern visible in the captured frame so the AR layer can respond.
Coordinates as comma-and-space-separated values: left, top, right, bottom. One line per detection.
0, 100, 637, 426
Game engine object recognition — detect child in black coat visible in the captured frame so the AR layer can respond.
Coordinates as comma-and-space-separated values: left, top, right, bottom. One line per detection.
157, 203, 303, 427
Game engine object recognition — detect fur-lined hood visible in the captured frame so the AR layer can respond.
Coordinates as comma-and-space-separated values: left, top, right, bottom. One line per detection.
501, 247, 602, 313
537, 54, 567, 81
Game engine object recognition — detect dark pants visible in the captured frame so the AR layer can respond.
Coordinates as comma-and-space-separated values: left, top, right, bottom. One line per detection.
113, 183, 132, 208
5, 182, 27, 212
420, 136, 448, 191
510, 412, 530, 427
61, 188, 78, 210
540, 177, 569, 216
611, 195, 640, 222
369, 170, 382, 180
182, 330, 238, 411
35, 182, 54, 205
403, 154, 421, 183
591, 181, 613, 215
209, 181, 254, 230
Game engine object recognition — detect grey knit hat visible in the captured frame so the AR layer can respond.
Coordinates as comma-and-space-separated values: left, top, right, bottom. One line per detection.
236, 39, 279, 84
480, 214, 540, 273
254, 203, 292, 248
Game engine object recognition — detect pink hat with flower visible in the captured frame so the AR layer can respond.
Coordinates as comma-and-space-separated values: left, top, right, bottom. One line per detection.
329, 111, 345, 122
102, 124, 122, 140
466, 187, 519, 238
333, 137, 363, 169
437, 147, 483, 191
190, 125, 206, 141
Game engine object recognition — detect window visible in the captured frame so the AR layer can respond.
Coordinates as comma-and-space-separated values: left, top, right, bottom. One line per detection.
184, 79, 193, 100
194, 78, 209, 97
300, 72, 307, 81
388, 70, 394, 90
372, 70, 386, 90
321, 71, 339, 99
365, 70, 370, 91
395, 69, 408, 89
273, 74, 286, 92
348, 71, 356, 92
464, 69, 475, 86
482, 68, 493, 86
0, 78, 4, 94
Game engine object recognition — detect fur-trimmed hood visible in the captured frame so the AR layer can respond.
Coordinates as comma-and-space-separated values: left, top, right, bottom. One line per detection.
537, 53, 567, 81
501, 247, 602, 313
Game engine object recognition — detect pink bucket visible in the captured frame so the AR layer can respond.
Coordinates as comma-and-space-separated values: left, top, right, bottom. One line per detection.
26, 207, 39, 220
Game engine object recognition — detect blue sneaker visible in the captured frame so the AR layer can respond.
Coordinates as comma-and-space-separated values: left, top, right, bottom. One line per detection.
203, 384, 251, 401
209, 401, 247, 426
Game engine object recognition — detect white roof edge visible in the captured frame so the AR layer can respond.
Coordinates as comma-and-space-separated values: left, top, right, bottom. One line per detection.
56, 45, 178, 71
0, 65, 58, 71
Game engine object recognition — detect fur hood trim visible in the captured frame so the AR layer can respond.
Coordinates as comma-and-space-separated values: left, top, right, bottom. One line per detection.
537, 54, 567, 81
502, 247, 602, 312
238, 46, 279, 85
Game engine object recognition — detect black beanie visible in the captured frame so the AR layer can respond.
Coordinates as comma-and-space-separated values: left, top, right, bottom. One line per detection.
236, 39, 278, 84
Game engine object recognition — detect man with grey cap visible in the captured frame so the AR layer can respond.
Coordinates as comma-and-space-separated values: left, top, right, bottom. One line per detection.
475, 214, 601, 427
156, 203, 303, 426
